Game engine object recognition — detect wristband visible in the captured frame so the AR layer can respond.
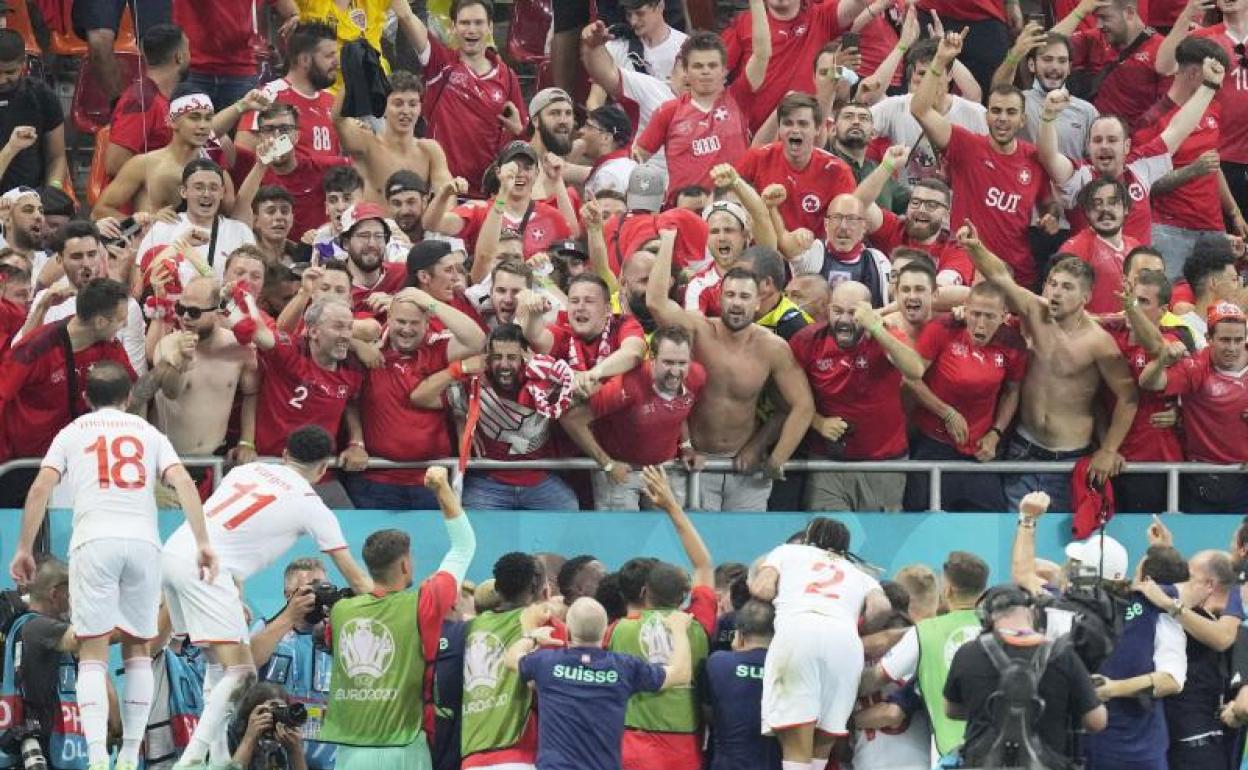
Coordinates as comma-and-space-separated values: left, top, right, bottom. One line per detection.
447, 360, 470, 381
493, 198, 507, 214
1041, 114, 1058, 123
868, 320, 885, 335
236, 440, 256, 450
679, 439, 694, 451
928, 65, 945, 76
1202, 79, 1222, 91
1005, 52, 1020, 65
231, 316, 258, 345
881, 158, 897, 175
987, 426, 1003, 438
942, 407, 956, 423
348, 440, 366, 450
1017, 516, 1036, 530
897, 42, 909, 53
1073, 10, 1086, 19
48, 179, 63, 190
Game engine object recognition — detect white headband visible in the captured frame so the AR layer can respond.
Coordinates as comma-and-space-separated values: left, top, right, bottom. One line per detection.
169, 93, 214, 121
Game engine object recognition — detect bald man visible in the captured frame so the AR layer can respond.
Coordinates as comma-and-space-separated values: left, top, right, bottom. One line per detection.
787, 274, 832, 323
789, 194, 893, 309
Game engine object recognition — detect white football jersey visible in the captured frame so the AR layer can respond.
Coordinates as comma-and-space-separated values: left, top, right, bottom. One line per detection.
41, 407, 182, 551
162, 462, 347, 580
763, 543, 880, 623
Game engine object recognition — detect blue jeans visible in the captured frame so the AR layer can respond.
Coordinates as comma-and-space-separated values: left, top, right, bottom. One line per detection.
343, 475, 439, 511
462, 474, 580, 511
1002, 433, 1089, 514
904, 433, 1006, 512
1150, 223, 1226, 280
184, 71, 258, 112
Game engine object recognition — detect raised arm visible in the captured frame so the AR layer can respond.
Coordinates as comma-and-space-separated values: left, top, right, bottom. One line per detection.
993, 22, 1046, 89
581, 197, 619, 293
742, 0, 773, 92
425, 466, 477, 586
1052, 0, 1102, 37
331, 84, 378, 160
761, 185, 816, 261
909, 31, 964, 151
856, 302, 925, 378
423, 177, 469, 239
957, 221, 1042, 319
710, 164, 777, 249
1037, 89, 1078, 184
860, 7, 920, 107
1156, 0, 1202, 76
397, 287, 486, 358
645, 229, 700, 333
1011, 491, 1052, 594
1159, 58, 1225, 153
1139, 342, 1185, 391
854, 144, 908, 232
391, 0, 430, 55
643, 465, 713, 588
580, 22, 624, 100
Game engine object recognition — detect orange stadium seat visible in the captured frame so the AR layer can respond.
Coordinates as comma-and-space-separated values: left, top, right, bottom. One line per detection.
506, 0, 551, 68
86, 125, 110, 207
3, 0, 42, 58
49, 0, 139, 57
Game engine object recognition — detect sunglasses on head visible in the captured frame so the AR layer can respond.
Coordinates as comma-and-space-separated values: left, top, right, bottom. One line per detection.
175, 302, 216, 320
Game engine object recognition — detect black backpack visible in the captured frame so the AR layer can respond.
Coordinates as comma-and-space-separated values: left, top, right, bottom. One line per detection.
1042, 585, 1125, 674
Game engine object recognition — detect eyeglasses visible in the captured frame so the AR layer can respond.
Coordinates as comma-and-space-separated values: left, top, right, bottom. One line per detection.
258, 124, 298, 135
175, 302, 216, 320
908, 197, 949, 212
825, 214, 866, 226
350, 231, 388, 242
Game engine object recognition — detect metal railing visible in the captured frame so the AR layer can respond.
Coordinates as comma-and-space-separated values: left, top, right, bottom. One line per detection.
2, 456, 1245, 513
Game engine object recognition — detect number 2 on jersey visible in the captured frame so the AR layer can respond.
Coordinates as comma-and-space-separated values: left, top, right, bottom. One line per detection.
86, 435, 146, 490
803, 561, 844, 599
206, 482, 276, 529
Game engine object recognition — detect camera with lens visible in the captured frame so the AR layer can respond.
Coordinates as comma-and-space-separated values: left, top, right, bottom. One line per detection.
0, 719, 47, 770
266, 701, 307, 729
304, 581, 353, 625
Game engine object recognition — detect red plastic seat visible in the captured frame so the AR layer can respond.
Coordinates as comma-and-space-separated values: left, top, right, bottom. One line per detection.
3, 0, 42, 57
71, 50, 140, 133
50, 0, 139, 57
86, 125, 110, 207
506, 0, 551, 67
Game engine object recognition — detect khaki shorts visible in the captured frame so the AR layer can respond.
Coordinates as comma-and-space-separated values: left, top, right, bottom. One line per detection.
806, 469, 906, 512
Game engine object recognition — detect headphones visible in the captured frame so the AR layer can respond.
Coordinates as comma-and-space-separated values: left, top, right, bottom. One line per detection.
975, 585, 1037, 631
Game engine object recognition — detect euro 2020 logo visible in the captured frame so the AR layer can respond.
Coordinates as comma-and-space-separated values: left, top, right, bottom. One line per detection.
339, 618, 396, 683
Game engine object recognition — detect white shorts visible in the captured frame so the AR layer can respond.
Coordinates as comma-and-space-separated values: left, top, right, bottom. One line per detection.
161, 548, 248, 644
762, 613, 864, 736
69, 538, 162, 639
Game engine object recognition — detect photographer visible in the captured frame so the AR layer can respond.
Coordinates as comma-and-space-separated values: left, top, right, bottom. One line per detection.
228, 683, 308, 770
250, 558, 337, 770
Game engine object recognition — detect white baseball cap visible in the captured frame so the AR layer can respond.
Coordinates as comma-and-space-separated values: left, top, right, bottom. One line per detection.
1065, 533, 1129, 581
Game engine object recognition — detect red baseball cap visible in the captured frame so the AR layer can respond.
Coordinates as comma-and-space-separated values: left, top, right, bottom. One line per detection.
339, 202, 390, 238
1207, 301, 1246, 329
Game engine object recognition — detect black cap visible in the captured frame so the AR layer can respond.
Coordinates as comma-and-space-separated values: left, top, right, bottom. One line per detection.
619, 0, 661, 8
588, 104, 633, 145
550, 239, 588, 261
385, 170, 429, 198
406, 240, 454, 281
498, 140, 540, 166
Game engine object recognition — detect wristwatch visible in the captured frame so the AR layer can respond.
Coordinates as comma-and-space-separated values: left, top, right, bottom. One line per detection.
1168, 599, 1184, 617
602, 461, 617, 474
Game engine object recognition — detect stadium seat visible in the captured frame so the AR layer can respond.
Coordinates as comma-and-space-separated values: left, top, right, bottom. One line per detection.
506, 0, 551, 68
49, 0, 139, 57
3, 0, 42, 58
86, 125, 109, 207
71, 50, 140, 133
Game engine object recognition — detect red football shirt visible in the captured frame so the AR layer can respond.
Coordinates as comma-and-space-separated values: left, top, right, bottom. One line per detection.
944, 126, 1050, 288
0, 297, 24, 353
1063, 137, 1169, 244
240, 78, 342, 160
922, 0, 1005, 23
737, 143, 856, 240
1071, 29, 1169, 131
109, 77, 171, 156
1192, 25, 1248, 164
723, 1, 844, 132
1163, 347, 1248, 463
1106, 323, 1183, 461
452, 200, 571, 258
547, 314, 644, 371
869, 211, 975, 285
1059, 229, 1139, 314
1135, 99, 1223, 231
0, 320, 135, 460
913, 318, 1029, 455
424, 39, 527, 198
789, 322, 909, 460
588, 361, 706, 466
172, 0, 258, 76
255, 333, 364, 457
448, 376, 555, 487
263, 153, 353, 240
360, 337, 453, 485
636, 85, 752, 206
350, 262, 408, 317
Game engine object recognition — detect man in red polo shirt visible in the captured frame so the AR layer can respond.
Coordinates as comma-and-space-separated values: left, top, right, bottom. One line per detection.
530, 274, 647, 392
737, 93, 855, 242
404, 240, 485, 333
1140, 301, 1248, 511
1058, 178, 1140, 314
790, 280, 926, 512
723, 0, 868, 132
237, 22, 341, 161
634, 7, 771, 206
560, 326, 706, 510
347, 287, 486, 510
105, 24, 186, 176
173, 0, 264, 109
911, 32, 1051, 289
904, 281, 1028, 511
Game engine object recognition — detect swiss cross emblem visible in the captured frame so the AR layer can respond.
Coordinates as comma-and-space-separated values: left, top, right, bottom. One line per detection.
530, 227, 545, 241
1018, 169, 1032, 184
794, 23, 808, 36
994, 353, 1005, 367
801, 194, 822, 213
336, 385, 348, 398
817, 358, 833, 371
1210, 381, 1228, 397
1129, 182, 1145, 201
1204, 116, 1218, 130
1134, 353, 1146, 369
854, 355, 868, 369
951, 342, 968, 356
713, 106, 729, 122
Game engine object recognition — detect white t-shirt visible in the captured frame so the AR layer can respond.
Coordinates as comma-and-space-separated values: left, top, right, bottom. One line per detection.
42, 407, 182, 551
871, 94, 987, 185
619, 68, 673, 176
606, 27, 688, 84
163, 462, 348, 581
1057, 153, 1173, 211
137, 214, 257, 285
586, 156, 638, 197
762, 543, 881, 623
27, 292, 148, 376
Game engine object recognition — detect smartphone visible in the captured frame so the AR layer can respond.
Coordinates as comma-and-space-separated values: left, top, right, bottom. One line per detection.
1026, 11, 1047, 26
259, 133, 294, 164
840, 32, 860, 50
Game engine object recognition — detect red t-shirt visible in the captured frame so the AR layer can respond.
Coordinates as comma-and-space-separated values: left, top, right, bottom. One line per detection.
1106, 323, 1183, 461
1059, 229, 1139, 314
1163, 347, 1248, 463
452, 200, 571, 258
723, 1, 844, 132
173, 0, 258, 76
424, 39, 527, 198
922, 0, 1004, 23
264, 153, 353, 240
360, 338, 454, 485
450, 376, 555, 487
737, 143, 856, 240
1192, 25, 1248, 164
109, 77, 171, 156
869, 211, 975, 285
0, 297, 25, 353
637, 86, 752, 206
588, 361, 706, 466
913, 318, 1028, 455
431, 292, 489, 334
1135, 98, 1223, 231
349, 262, 408, 317
255, 333, 364, 457
1063, 137, 1168, 244
0, 320, 135, 460
858, 13, 903, 87
241, 78, 342, 160
605, 209, 708, 273
1071, 29, 1169, 131
547, 314, 644, 371
789, 322, 909, 460
944, 126, 1050, 288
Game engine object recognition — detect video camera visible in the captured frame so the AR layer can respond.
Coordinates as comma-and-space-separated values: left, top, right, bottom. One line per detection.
0, 719, 46, 770
304, 582, 353, 625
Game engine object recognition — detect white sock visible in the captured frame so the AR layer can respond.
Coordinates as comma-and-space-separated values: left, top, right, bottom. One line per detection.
202, 662, 222, 702
77, 660, 110, 767
811, 759, 830, 770
179, 664, 253, 765
118, 657, 154, 767
783, 762, 808, 770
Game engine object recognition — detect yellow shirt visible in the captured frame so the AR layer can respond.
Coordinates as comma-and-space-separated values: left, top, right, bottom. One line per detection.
295, 0, 392, 90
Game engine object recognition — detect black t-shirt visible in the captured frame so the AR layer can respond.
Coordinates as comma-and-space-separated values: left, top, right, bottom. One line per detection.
944, 633, 1102, 762
1165, 608, 1230, 743
0, 78, 63, 191
14, 613, 71, 734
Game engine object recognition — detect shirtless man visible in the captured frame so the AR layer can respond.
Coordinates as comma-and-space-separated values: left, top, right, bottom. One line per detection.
960, 220, 1138, 512
333, 70, 452, 205
646, 228, 814, 511
93, 93, 253, 218
138, 276, 259, 499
